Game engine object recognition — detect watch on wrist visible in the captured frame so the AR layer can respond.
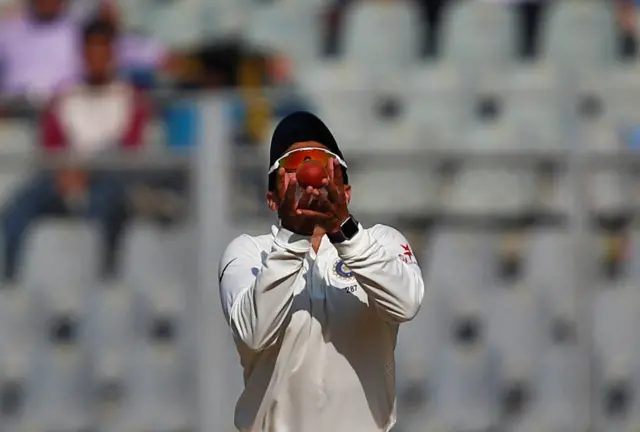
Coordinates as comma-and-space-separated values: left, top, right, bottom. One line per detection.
328, 215, 359, 244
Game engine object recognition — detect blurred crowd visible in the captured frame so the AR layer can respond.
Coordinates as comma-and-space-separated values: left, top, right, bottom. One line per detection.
0, 0, 639, 281
0, 0, 194, 281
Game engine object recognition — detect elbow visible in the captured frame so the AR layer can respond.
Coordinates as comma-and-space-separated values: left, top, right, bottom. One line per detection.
231, 321, 264, 351
244, 332, 276, 352
392, 279, 425, 323
393, 298, 422, 323
230, 316, 276, 352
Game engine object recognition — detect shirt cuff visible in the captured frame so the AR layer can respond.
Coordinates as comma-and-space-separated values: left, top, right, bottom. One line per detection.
274, 227, 311, 254
333, 224, 369, 259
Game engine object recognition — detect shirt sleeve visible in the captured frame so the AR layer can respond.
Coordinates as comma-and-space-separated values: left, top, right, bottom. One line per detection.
334, 224, 424, 323
40, 98, 67, 150
121, 90, 150, 149
218, 228, 311, 351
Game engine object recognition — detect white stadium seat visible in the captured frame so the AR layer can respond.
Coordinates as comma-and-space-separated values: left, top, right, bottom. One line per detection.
434, 293, 499, 431
405, 65, 467, 151
524, 229, 578, 320
542, 0, 617, 75
348, 166, 440, 219
246, 4, 323, 68
485, 284, 543, 386
424, 229, 501, 296
22, 219, 101, 295
441, 0, 516, 79
343, 0, 421, 74
146, 0, 206, 49
585, 171, 631, 216
120, 222, 196, 431
298, 62, 371, 151
502, 67, 565, 153
445, 167, 536, 217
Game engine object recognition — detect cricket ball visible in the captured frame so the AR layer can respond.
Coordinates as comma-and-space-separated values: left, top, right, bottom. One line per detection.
296, 160, 327, 189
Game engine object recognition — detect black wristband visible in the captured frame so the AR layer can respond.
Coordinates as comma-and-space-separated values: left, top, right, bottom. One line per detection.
328, 215, 359, 244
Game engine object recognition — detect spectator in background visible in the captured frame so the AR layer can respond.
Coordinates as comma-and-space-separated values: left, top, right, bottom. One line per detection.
616, 0, 639, 58
0, 0, 181, 101
0, 0, 79, 99
511, 0, 550, 60
1, 19, 150, 281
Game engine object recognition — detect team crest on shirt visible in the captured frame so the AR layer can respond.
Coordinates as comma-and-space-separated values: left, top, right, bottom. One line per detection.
333, 260, 354, 280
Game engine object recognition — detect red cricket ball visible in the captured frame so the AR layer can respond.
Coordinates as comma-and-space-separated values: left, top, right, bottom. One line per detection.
296, 160, 327, 189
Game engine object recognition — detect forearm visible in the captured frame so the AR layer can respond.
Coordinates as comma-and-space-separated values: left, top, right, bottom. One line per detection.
335, 227, 424, 322
230, 228, 310, 350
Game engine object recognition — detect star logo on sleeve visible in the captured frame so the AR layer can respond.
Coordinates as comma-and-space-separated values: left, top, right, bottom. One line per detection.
399, 244, 416, 264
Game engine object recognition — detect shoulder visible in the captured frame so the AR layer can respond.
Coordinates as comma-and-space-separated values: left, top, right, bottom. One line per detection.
220, 232, 274, 264
367, 224, 408, 242
367, 224, 419, 265
223, 233, 264, 255
0, 16, 25, 37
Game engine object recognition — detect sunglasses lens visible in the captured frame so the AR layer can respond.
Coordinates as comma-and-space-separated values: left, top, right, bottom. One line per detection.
278, 150, 332, 171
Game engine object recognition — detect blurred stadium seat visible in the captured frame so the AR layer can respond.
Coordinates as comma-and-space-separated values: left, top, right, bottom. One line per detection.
146, 0, 206, 48
501, 67, 565, 153
342, 0, 421, 75
298, 62, 370, 150
405, 64, 467, 151
445, 167, 536, 217
245, 4, 323, 69
120, 221, 195, 431
542, 0, 617, 76
22, 220, 101, 290
441, 0, 516, 80
3, 0, 640, 430
348, 167, 440, 219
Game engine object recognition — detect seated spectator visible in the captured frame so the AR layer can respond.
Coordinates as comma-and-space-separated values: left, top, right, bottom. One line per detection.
0, 0, 180, 100
1, 18, 150, 281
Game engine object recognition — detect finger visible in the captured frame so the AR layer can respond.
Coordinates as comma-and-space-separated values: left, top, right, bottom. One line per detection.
276, 167, 287, 198
312, 191, 334, 209
333, 159, 344, 186
327, 157, 335, 183
296, 209, 332, 219
284, 176, 297, 205
306, 186, 322, 197
296, 190, 313, 209
325, 179, 341, 203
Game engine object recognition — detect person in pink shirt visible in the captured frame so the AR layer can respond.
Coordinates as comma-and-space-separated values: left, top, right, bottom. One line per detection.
2, 18, 150, 281
0, 0, 171, 100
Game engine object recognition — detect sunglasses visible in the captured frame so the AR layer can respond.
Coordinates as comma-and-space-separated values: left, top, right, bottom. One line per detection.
268, 147, 348, 174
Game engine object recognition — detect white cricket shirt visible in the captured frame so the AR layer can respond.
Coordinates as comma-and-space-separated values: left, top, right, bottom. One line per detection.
218, 223, 425, 432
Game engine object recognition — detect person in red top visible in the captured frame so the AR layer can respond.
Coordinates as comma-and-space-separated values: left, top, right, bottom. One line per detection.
2, 18, 150, 281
